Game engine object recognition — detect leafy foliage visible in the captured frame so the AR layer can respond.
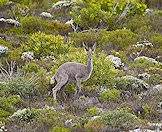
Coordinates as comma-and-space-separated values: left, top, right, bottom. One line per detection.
115, 75, 149, 94
71, 0, 147, 29
100, 89, 121, 102
101, 109, 142, 130
25, 32, 69, 58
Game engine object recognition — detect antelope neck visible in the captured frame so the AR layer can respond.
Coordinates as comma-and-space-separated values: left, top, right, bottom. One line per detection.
86, 55, 93, 74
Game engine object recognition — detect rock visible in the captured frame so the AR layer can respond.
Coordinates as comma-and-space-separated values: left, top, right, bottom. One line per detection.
138, 73, 150, 81
21, 52, 34, 61
65, 119, 77, 127
40, 12, 53, 19
48, 0, 75, 13
52, 0, 74, 9
0, 45, 8, 56
0, 126, 7, 132
155, 56, 162, 62
108, 55, 124, 68
0, 18, 20, 28
90, 116, 101, 121
145, 9, 154, 16
134, 40, 153, 48
65, 19, 78, 31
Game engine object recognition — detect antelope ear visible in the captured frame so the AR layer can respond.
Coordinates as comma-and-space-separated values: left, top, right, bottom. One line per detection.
83, 42, 88, 50
92, 42, 96, 51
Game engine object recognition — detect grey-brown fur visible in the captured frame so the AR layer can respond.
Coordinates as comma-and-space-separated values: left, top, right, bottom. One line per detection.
50, 43, 96, 100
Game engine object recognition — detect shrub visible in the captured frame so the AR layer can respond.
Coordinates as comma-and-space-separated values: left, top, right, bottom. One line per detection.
101, 110, 142, 130
22, 62, 40, 73
125, 15, 151, 33
21, 16, 72, 34
34, 108, 70, 127
0, 95, 23, 122
21, 16, 44, 34
25, 32, 69, 58
84, 117, 106, 131
0, 95, 22, 113
0, 39, 12, 49
1, 75, 39, 99
146, 74, 162, 86
0, 109, 10, 120
50, 127, 71, 132
86, 107, 101, 117
71, 0, 146, 29
71, 29, 137, 50
71, 3, 106, 29
70, 29, 99, 47
115, 75, 149, 94
100, 89, 121, 102
98, 29, 138, 50
51, 48, 118, 87
150, 33, 162, 48
10, 108, 36, 123
131, 56, 162, 71
0, 0, 8, 7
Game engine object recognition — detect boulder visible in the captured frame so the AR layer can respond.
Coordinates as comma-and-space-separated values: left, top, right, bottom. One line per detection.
108, 55, 124, 68
0, 18, 20, 28
0, 45, 8, 56
40, 12, 53, 19
21, 52, 34, 61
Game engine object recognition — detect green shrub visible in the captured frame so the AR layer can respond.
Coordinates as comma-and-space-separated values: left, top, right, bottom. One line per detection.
50, 127, 71, 132
0, 95, 22, 113
115, 75, 149, 94
0, 0, 8, 7
100, 89, 121, 102
86, 107, 101, 117
25, 32, 69, 58
52, 48, 118, 87
22, 62, 40, 73
131, 56, 162, 71
0, 39, 12, 49
150, 33, 162, 48
101, 110, 142, 130
1, 75, 39, 99
0, 109, 10, 118
125, 15, 151, 32
21, 16, 71, 34
21, 16, 44, 34
71, 29, 137, 50
10, 108, 36, 123
0, 95, 23, 122
70, 29, 99, 47
98, 29, 138, 50
71, 0, 146, 29
71, 3, 106, 29
84, 117, 106, 131
146, 74, 162, 86
34, 108, 70, 127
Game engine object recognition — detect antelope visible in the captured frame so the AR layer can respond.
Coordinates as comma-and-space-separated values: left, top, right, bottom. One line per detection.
50, 42, 96, 100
